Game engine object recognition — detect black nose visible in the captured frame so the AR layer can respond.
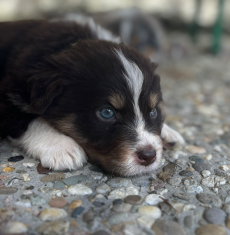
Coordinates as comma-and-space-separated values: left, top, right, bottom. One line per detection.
136, 149, 156, 166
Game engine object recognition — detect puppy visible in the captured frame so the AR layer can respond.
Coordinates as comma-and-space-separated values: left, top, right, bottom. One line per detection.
0, 18, 184, 176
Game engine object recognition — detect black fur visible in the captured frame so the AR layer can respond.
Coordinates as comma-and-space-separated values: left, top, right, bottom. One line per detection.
0, 20, 163, 174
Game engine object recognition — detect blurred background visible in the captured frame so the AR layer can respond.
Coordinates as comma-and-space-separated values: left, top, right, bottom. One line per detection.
1, 0, 230, 62
1, 0, 230, 138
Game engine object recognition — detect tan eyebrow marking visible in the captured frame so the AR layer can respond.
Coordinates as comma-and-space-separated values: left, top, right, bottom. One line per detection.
149, 93, 160, 109
109, 93, 125, 110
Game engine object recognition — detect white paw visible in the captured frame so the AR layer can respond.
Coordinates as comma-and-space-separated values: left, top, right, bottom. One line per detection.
161, 123, 185, 145
39, 137, 87, 171
12, 118, 87, 171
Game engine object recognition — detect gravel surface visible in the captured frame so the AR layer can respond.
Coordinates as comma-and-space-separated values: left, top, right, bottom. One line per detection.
1, 51, 230, 235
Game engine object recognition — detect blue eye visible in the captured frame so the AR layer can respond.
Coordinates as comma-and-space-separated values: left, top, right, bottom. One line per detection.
99, 108, 115, 120
150, 108, 157, 118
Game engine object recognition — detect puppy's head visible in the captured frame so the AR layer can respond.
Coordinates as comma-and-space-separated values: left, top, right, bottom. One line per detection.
32, 40, 165, 176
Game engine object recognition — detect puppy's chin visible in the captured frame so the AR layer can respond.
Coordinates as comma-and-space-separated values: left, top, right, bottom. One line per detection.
87, 145, 163, 177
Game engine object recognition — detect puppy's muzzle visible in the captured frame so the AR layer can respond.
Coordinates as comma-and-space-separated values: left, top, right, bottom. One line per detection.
136, 148, 156, 166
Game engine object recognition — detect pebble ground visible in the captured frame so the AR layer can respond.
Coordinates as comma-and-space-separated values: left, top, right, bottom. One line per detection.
1, 44, 230, 235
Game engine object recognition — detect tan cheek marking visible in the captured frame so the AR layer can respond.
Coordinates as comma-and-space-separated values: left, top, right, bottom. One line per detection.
149, 93, 160, 109
109, 94, 125, 110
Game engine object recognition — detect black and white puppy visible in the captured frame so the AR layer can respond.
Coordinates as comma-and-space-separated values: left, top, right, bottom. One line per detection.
0, 18, 184, 176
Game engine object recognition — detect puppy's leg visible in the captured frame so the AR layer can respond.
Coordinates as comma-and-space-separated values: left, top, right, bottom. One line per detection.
161, 123, 185, 146
11, 118, 87, 171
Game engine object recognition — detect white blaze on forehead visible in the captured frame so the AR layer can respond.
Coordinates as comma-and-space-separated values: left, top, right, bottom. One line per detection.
114, 49, 163, 169
114, 49, 144, 126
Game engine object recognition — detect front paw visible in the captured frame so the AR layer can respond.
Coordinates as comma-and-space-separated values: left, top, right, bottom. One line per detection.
161, 123, 185, 148
39, 138, 87, 171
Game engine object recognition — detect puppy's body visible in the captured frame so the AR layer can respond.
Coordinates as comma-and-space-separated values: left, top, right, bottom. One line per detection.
0, 19, 184, 176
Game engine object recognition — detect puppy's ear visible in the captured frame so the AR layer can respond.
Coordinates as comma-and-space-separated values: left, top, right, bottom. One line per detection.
30, 76, 63, 114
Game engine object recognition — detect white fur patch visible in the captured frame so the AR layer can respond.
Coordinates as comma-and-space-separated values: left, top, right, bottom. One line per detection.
60, 14, 121, 43
11, 118, 87, 171
114, 49, 144, 126
161, 123, 185, 145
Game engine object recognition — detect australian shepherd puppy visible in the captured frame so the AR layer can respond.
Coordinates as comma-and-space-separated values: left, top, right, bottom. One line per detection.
0, 17, 184, 176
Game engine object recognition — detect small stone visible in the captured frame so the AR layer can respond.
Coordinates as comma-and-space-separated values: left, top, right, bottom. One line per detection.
214, 169, 228, 177
39, 187, 53, 193
186, 185, 203, 194
152, 220, 186, 235
195, 224, 227, 235
108, 213, 131, 225
137, 215, 155, 229
82, 211, 94, 223
168, 177, 182, 186
40, 173, 65, 182
184, 178, 197, 186
72, 206, 84, 218
187, 167, 196, 172
173, 192, 190, 201
163, 163, 177, 174
179, 170, 193, 177
49, 198, 68, 208
15, 199, 31, 207
145, 194, 164, 205
215, 176, 226, 186
93, 201, 105, 207
138, 206, 161, 219
186, 145, 206, 154
37, 163, 52, 174
8, 155, 24, 162
201, 170, 211, 177
92, 230, 111, 235
157, 171, 172, 182
30, 194, 46, 206
204, 207, 226, 224
39, 208, 68, 221
204, 154, 212, 161
22, 190, 33, 196
3, 167, 14, 172
201, 175, 215, 187
193, 163, 211, 173
108, 187, 139, 199
2, 221, 28, 233
112, 203, 132, 212
196, 193, 222, 207
212, 188, 218, 193
219, 165, 230, 171
22, 162, 35, 167
189, 155, 204, 163
0, 187, 18, 194
68, 184, 92, 195
62, 175, 88, 186
37, 220, 70, 235
225, 217, 230, 229
107, 178, 130, 187
124, 195, 142, 205
150, 179, 165, 190
95, 194, 106, 200
68, 200, 82, 210
22, 173, 30, 181
96, 183, 111, 194
184, 215, 194, 229
113, 199, 123, 205
25, 185, 34, 190
53, 181, 66, 190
